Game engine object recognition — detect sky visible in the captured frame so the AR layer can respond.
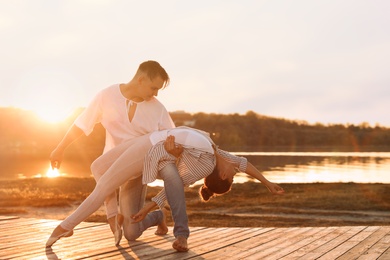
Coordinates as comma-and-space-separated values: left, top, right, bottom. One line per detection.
0, 0, 389, 126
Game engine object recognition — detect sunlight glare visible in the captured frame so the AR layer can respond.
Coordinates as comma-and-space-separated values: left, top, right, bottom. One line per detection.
46, 167, 60, 178
34, 106, 72, 123
15, 66, 85, 123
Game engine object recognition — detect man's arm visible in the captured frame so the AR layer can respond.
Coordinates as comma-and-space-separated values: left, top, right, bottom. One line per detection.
50, 124, 85, 169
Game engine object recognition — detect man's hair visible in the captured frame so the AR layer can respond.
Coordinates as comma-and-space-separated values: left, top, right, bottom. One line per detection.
138, 60, 170, 88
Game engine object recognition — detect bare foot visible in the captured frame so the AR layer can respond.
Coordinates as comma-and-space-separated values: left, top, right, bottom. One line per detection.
172, 236, 189, 252
155, 208, 168, 236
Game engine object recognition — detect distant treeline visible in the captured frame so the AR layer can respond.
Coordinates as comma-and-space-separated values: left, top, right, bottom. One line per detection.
184, 111, 390, 152
1, 108, 390, 160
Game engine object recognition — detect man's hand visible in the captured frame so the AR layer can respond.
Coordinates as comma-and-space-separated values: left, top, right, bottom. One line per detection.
164, 135, 183, 158
50, 149, 63, 169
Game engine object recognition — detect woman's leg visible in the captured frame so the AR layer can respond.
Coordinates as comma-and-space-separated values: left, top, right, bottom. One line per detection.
120, 176, 163, 241
60, 135, 153, 231
91, 138, 147, 219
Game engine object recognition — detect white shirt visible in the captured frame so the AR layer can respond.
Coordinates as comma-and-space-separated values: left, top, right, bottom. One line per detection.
149, 128, 215, 154
74, 84, 175, 153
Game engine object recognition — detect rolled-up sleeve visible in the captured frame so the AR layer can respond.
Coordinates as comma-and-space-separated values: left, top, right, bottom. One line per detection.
217, 149, 247, 172
152, 189, 167, 209
74, 91, 103, 136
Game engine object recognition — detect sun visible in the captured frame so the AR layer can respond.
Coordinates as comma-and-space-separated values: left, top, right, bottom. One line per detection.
14, 66, 85, 123
33, 106, 72, 123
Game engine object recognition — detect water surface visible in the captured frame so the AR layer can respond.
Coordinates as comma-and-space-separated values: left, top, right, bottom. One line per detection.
2, 152, 389, 185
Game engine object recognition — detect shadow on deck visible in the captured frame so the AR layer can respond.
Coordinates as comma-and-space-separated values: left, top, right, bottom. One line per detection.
0, 216, 389, 259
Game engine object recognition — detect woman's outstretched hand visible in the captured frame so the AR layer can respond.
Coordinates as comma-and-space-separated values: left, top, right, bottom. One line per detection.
164, 135, 183, 158
266, 182, 285, 195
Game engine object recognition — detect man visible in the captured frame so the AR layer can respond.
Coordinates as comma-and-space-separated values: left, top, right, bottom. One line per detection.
49, 60, 188, 249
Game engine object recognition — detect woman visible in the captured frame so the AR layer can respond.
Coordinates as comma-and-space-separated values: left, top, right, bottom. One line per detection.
46, 127, 284, 250
131, 135, 285, 251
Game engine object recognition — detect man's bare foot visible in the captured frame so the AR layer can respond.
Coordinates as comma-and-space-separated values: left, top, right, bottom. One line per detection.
172, 236, 189, 252
155, 208, 168, 236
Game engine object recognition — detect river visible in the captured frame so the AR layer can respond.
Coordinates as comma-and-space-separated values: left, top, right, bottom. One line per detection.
2, 152, 389, 185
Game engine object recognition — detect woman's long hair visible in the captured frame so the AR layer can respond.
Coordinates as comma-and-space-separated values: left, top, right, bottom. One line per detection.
199, 167, 233, 202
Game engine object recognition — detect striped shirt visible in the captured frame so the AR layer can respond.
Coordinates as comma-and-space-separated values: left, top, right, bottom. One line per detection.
143, 129, 248, 208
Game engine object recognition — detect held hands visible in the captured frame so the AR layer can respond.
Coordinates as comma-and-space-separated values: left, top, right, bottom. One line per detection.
164, 135, 183, 158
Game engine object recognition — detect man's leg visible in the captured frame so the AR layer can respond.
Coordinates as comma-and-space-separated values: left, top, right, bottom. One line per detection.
120, 176, 163, 241
159, 164, 190, 251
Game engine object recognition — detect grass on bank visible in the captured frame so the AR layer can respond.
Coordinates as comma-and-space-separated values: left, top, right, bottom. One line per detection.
1, 178, 389, 227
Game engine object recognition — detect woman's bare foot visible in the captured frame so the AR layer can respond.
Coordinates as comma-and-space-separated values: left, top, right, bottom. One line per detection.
172, 236, 189, 252
155, 208, 168, 236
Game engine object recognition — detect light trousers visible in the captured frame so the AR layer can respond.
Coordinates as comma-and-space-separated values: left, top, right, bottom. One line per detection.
120, 163, 190, 240
119, 176, 163, 241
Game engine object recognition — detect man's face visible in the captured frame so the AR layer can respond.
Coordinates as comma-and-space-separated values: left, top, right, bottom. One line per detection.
139, 75, 165, 101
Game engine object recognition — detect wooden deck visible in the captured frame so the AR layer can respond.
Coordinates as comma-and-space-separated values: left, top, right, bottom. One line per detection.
0, 216, 389, 259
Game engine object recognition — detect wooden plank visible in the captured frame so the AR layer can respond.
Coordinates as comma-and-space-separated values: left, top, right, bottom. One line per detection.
1, 223, 106, 259
317, 226, 380, 259
178, 227, 275, 260
358, 231, 390, 260
47, 226, 206, 260
257, 227, 328, 259
299, 226, 366, 259
0, 216, 389, 259
337, 226, 390, 260
237, 227, 316, 259
378, 247, 390, 260
282, 226, 347, 260
99, 227, 260, 260
200, 227, 303, 259
275, 226, 339, 259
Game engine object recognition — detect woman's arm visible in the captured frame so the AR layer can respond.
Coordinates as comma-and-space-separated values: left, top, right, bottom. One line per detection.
131, 201, 158, 223
245, 162, 285, 195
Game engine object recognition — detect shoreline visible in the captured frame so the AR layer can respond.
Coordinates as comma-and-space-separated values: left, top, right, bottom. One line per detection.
1, 179, 389, 227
